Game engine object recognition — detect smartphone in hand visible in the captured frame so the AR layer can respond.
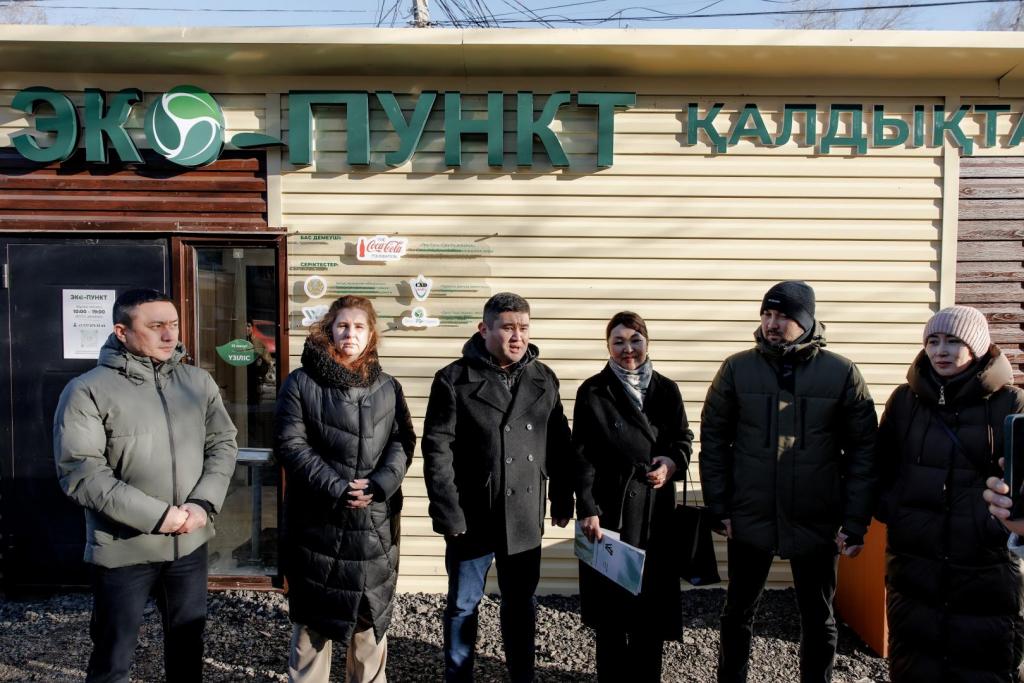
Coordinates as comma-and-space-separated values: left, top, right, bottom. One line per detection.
1003, 414, 1024, 520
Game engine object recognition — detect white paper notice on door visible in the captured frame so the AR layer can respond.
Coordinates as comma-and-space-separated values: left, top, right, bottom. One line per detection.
62, 289, 115, 360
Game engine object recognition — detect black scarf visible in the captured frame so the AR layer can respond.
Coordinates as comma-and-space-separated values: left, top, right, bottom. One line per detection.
300, 337, 381, 388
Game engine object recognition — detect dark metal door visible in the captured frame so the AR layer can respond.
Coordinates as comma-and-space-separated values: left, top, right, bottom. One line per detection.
0, 237, 168, 588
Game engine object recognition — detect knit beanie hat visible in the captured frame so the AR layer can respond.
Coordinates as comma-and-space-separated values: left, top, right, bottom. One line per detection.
761, 281, 816, 333
923, 306, 991, 358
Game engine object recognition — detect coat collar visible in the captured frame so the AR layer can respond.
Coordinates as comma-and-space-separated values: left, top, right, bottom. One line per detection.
598, 363, 658, 443
464, 362, 549, 422
468, 366, 512, 413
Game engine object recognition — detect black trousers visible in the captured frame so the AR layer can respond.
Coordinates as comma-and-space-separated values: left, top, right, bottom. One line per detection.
87, 544, 209, 683
718, 538, 839, 683
595, 626, 664, 682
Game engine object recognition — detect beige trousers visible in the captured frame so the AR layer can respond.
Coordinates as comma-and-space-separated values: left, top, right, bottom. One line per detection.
287, 623, 387, 683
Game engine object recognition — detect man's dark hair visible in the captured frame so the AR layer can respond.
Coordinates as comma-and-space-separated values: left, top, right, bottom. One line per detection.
482, 292, 530, 327
113, 289, 173, 326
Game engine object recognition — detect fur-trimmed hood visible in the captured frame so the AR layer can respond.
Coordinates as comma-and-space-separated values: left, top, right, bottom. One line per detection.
907, 343, 1014, 406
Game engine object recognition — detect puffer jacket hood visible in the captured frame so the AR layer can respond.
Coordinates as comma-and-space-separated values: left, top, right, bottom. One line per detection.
906, 344, 1014, 407
753, 320, 827, 361
96, 333, 187, 382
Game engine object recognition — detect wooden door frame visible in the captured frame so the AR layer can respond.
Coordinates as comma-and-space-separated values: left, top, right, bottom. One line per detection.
171, 233, 288, 590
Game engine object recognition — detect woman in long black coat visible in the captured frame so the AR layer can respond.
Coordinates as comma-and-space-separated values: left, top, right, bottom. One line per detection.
275, 295, 414, 683
573, 311, 694, 683
877, 305, 1024, 683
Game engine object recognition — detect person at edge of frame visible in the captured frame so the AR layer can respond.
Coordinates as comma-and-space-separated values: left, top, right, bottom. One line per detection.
53, 288, 238, 683
421, 292, 574, 683
274, 295, 415, 683
699, 280, 878, 683
880, 306, 1024, 682
573, 310, 694, 682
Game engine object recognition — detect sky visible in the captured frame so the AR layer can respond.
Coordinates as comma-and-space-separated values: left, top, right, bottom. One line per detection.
4, 0, 1016, 31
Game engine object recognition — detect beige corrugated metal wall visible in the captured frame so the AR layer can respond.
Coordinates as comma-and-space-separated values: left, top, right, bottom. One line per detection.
281, 93, 943, 593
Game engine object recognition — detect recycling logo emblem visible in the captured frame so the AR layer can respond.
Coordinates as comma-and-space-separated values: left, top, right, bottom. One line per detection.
144, 85, 225, 167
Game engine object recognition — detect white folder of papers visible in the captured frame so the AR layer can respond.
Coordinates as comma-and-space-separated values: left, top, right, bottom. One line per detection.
573, 521, 646, 596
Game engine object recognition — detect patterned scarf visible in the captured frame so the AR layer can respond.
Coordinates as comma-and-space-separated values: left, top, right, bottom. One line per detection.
608, 358, 653, 410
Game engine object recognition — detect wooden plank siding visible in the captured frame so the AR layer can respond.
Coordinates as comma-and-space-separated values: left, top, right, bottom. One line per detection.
282, 95, 944, 593
958, 157, 1024, 385
0, 149, 269, 232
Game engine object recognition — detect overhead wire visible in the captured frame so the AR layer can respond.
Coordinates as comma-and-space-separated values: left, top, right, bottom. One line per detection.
431, 0, 1021, 22
5, 0, 1019, 25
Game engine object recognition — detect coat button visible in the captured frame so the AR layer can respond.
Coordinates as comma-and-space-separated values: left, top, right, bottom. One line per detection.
527, 454, 534, 462
506, 488, 513, 496
504, 425, 511, 432
526, 423, 533, 430
629, 491, 637, 498
527, 486, 533, 493
506, 457, 513, 464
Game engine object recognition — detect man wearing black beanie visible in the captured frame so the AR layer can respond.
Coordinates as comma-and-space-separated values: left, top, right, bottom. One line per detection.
700, 280, 878, 683
760, 280, 816, 342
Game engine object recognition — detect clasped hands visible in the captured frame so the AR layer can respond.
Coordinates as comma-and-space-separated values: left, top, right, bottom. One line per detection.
157, 502, 208, 535
344, 478, 375, 509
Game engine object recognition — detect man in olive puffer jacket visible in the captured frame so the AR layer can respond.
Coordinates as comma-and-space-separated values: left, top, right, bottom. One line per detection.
700, 281, 877, 683
53, 289, 237, 683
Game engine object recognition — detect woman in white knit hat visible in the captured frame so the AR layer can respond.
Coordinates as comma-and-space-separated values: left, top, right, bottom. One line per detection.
876, 305, 1024, 682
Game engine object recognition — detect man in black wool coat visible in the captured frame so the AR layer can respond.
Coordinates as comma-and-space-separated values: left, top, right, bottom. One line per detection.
422, 292, 574, 683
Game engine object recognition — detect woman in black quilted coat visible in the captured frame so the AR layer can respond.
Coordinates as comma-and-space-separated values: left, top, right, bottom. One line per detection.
877, 305, 1024, 683
275, 295, 414, 683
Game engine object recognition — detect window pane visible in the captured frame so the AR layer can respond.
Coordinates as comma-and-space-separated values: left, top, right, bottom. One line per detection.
195, 246, 279, 576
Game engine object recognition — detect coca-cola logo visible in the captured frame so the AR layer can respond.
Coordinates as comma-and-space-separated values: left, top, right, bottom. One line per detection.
356, 235, 408, 262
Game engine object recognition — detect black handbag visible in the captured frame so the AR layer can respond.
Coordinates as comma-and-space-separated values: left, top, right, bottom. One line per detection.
673, 473, 722, 586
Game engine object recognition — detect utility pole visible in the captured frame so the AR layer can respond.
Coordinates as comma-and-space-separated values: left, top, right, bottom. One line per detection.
413, 0, 430, 26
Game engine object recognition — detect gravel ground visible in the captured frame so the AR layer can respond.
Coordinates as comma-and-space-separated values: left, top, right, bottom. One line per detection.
0, 588, 888, 682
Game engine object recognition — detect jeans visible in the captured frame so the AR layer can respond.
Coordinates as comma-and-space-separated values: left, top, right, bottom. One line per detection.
86, 544, 208, 683
718, 538, 839, 683
443, 535, 541, 683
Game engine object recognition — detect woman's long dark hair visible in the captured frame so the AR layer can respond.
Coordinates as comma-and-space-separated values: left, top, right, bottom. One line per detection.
307, 295, 380, 380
